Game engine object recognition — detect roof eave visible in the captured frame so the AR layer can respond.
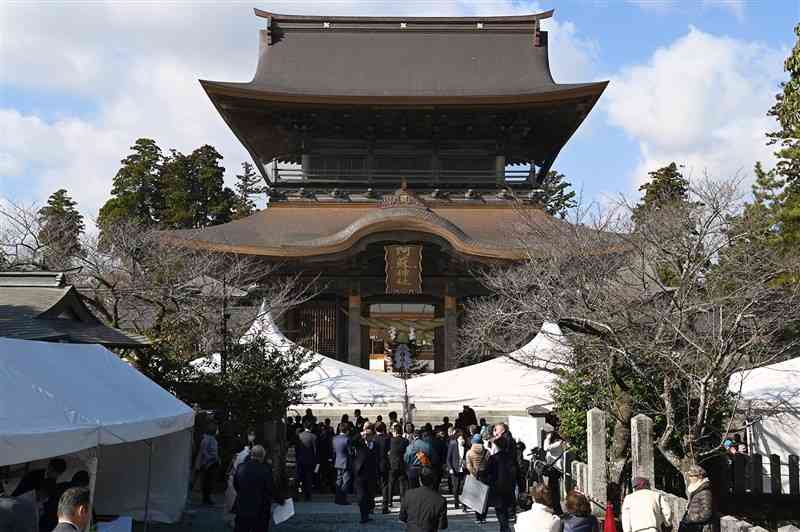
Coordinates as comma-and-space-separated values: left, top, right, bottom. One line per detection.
254, 9, 555, 24
199, 79, 609, 107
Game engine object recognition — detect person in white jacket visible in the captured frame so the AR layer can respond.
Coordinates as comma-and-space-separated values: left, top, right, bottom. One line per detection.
621, 477, 673, 532
515, 483, 562, 532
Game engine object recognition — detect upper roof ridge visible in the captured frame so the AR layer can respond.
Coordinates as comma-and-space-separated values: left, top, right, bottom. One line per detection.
254, 9, 554, 24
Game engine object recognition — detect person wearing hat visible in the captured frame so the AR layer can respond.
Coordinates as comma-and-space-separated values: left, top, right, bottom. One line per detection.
465, 433, 489, 524
621, 477, 673, 532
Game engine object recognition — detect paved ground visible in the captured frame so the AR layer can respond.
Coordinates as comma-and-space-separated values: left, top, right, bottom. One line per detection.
135, 492, 502, 532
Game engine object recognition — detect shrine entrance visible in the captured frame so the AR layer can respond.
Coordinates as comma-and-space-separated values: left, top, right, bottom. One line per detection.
362, 296, 443, 374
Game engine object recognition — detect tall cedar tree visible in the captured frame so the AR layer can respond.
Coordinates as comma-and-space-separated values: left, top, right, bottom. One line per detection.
233, 161, 265, 219
539, 170, 577, 219
631, 162, 690, 225
159, 145, 236, 229
762, 23, 800, 251
98, 138, 164, 234
37, 189, 85, 270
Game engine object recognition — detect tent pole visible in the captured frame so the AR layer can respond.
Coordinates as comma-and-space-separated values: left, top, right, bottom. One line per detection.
144, 439, 153, 532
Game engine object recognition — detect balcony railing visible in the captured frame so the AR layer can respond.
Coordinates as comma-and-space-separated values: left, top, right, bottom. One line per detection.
270, 164, 534, 188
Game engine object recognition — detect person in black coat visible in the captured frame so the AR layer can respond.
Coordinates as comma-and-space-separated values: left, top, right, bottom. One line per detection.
333, 422, 353, 505
487, 437, 518, 532
431, 430, 448, 492
374, 422, 393, 513
11, 458, 67, 497
399, 466, 448, 532
295, 421, 318, 501
446, 429, 469, 511
387, 423, 409, 508
352, 423, 379, 524
233, 445, 282, 532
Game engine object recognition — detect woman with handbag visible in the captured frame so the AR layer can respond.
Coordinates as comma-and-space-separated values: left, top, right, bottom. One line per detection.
466, 434, 489, 523
679, 466, 713, 532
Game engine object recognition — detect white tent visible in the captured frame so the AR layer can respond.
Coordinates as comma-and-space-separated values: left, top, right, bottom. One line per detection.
0, 337, 195, 522
729, 357, 800, 492
407, 322, 568, 410
190, 303, 406, 406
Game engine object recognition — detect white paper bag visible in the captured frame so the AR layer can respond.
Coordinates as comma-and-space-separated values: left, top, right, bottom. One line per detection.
272, 497, 295, 525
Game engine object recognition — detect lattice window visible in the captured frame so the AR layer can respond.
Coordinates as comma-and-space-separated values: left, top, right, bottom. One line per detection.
295, 301, 340, 357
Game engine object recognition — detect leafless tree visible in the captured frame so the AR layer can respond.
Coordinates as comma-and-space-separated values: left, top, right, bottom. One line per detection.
460, 176, 800, 481
1, 202, 318, 383
0, 199, 47, 270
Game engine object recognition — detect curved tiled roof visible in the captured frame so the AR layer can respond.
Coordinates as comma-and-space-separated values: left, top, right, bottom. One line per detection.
163, 202, 567, 260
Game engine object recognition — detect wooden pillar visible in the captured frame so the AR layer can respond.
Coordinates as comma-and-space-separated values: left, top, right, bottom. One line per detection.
442, 295, 457, 372
494, 155, 506, 186
348, 295, 363, 368
301, 153, 312, 180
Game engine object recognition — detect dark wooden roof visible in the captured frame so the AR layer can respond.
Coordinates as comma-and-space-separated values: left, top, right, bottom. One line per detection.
202, 9, 605, 100
201, 9, 607, 184
0, 272, 149, 347
163, 199, 570, 261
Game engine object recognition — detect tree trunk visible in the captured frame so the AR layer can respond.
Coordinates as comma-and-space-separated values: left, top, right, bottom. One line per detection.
609, 387, 633, 506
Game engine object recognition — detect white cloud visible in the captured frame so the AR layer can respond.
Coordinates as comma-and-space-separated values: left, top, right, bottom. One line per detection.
0, 1, 595, 216
604, 26, 785, 191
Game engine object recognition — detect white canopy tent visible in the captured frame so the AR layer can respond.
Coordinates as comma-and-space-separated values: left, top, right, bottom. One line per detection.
191, 306, 569, 411
729, 357, 800, 492
190, 302, 405, 406
0, 338, 195, 522
406, 321, 568, 411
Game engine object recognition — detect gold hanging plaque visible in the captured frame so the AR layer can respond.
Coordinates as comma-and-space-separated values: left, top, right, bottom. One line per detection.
385, 245, 422, 294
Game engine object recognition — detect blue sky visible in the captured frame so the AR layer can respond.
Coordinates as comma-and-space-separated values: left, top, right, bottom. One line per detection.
1, 0, 798, 219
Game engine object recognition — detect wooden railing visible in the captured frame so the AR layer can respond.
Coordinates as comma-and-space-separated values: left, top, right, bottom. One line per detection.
271, 164, 533, 187
708, 452, 800, 521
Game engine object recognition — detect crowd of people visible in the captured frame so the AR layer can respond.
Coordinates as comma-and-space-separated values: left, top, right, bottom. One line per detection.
279, 405, 567, 532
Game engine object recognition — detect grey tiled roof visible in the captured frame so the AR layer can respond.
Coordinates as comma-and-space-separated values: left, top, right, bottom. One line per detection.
0, 275, 149, 347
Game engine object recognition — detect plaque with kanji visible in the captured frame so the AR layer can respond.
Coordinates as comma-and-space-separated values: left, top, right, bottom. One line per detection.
385, 245, 422, 294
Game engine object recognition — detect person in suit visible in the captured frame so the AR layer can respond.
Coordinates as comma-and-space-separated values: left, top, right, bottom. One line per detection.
352, 423, 379, 524
387, 423, 409, 509
52, 487, 91, 532
233, 445, 282, 532
295, 421, 318, 501
487, 436, 518, 532
374, 422, 392, 514
333, 422, 353, 505
354, 409, 367, 430
446, 429, 469, 511
430, 430, 448, 492
40, 471, 90, 532
12, 458, 67, 497
399, 466, 448, 532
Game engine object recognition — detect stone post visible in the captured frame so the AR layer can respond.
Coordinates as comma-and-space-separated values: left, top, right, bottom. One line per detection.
348, 295, 363, 368
631, 414, 655, 487
587, 408, 607, 517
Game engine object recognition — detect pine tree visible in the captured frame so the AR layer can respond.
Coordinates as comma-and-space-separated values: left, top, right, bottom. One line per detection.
750, 23, 800, 253
38, 189, 85, 270
767, 23, 800, 184
539, 170, 577, 219
159, 145, 236, 229
233, 162, 265, 219
631, 162, 690, 226
97, 138, 164, 235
